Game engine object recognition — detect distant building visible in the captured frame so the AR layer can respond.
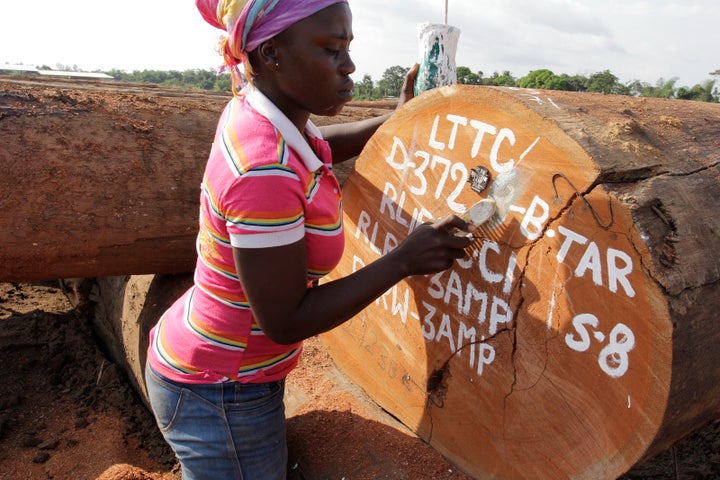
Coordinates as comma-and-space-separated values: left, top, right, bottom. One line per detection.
0, 64, 39, 74
36, 70, 113, 79
0, 64, 113, 79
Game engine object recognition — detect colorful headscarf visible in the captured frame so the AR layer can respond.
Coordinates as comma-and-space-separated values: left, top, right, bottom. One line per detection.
196, 0, 348, 92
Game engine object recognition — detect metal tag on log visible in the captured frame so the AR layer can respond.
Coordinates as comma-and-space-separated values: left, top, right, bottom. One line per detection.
468, 165, 491, 193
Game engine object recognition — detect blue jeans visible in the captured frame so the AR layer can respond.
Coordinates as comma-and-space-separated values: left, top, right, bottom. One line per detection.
145, 364, 287, 480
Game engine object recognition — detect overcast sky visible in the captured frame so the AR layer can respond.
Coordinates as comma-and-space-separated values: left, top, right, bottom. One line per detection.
2, 0, 717, 87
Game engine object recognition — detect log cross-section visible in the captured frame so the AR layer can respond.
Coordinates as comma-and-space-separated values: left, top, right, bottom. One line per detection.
320, 85, 720, 479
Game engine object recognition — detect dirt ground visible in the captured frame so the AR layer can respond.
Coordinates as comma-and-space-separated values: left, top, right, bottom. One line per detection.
1, 77, 718, 479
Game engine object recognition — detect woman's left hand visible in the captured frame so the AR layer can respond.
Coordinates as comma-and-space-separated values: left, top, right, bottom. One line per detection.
397, 63, 419, 109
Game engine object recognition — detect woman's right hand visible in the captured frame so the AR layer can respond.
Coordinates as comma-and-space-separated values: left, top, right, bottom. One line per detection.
389, 215, 474, 277
234, 215, 473, 345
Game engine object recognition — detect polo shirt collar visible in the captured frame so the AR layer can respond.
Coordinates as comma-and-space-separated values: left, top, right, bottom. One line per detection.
244, 86, 325, 172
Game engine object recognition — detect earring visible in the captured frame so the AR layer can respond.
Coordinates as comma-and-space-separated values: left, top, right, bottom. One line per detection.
275, 61, 279, 68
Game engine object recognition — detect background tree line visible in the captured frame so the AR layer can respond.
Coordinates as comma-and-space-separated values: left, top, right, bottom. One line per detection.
101, 65, 719, 103
356, 65, 720, 103
106, 68, 232, 92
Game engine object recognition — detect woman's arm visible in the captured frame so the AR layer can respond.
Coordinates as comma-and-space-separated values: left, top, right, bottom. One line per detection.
320, 64, 419, 164
233, 214, 472, 345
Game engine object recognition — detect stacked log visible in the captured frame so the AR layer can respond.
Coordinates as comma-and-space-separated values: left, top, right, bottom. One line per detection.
0, 77, 387, 281
0, 78, 230, 280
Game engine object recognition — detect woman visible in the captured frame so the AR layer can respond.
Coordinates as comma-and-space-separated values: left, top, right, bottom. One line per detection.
145, 1, 474, 479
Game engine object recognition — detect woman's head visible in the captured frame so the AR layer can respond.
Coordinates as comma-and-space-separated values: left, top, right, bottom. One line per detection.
253, 3, 355, 119
196, 0, 349, 85
198, 0, 355, 122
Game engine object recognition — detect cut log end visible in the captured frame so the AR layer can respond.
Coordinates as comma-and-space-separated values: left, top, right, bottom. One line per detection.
321, 85, 719, 479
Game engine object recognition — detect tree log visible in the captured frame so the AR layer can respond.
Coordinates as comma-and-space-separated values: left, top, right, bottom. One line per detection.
0, 77, 229, 281
0, 77, 383, 282
83, 274, 193, 403
320, 85, 720, 479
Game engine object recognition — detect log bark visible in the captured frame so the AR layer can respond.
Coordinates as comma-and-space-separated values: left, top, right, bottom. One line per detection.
319, 85, 720, 479
0, 77, 229, 281
0, 77, 388, 282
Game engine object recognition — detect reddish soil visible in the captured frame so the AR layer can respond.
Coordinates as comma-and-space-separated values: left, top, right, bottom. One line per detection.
0, 77, 718, 479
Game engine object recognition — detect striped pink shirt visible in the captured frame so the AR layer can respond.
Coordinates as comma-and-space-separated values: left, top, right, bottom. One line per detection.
147, 88, 344, 384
